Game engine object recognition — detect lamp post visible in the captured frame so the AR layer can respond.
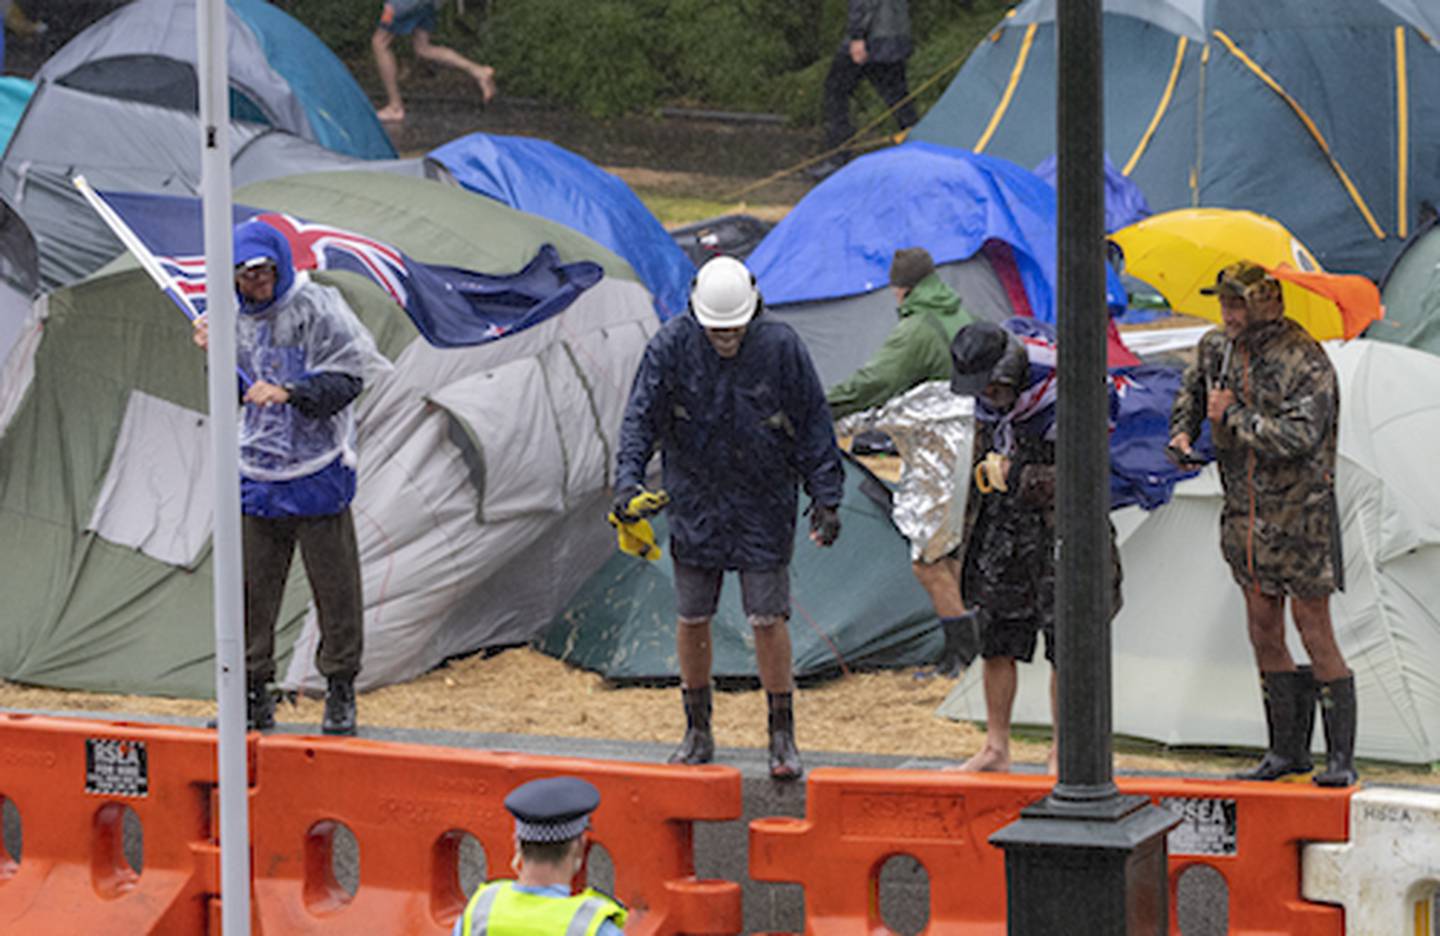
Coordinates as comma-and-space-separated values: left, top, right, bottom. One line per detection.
988, 1, 1177, 931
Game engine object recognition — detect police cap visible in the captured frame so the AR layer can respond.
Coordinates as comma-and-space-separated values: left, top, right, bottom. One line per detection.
504, 776, 600, 844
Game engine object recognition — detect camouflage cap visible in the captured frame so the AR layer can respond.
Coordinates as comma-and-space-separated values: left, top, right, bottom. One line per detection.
1199, 261, 1273, 299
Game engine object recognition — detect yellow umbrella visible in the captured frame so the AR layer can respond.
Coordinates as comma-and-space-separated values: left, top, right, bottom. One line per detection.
1112, 208, 1349, 339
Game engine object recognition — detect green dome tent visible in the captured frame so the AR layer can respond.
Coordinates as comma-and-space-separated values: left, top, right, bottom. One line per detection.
0, 172, 655, 697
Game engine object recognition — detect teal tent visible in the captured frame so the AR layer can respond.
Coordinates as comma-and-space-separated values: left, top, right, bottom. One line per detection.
540, 464, 941, 683
1376, 216, 1440, 356
910, 0, 1440, 280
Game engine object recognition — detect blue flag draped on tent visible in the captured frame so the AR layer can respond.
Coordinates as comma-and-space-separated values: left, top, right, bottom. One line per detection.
1110, 364, 1215, 510
96, 191, 604, 347
989, 318, 1208, 511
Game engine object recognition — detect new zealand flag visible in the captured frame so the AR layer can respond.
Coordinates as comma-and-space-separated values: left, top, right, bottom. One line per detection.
96, 191, 604, 348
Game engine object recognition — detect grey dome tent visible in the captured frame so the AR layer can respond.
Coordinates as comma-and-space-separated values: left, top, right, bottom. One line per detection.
910, 0, 1440, 279
0, 192, 37, 368
0, 81, 436, 289
34, 0, 394, 160
1375, 214, 1440, 358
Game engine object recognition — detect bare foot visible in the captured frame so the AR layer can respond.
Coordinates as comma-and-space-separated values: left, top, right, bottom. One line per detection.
375, 104, 405, 122
474, 65, 497, 105
945, 746, 1011, 772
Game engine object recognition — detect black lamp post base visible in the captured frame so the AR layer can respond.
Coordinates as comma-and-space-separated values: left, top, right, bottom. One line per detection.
990, 794, 1178, 935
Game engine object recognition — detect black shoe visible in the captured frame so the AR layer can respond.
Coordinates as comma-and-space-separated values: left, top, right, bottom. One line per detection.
668, 685, 715, 765
767, 692, 803, 781
1314, 675, 1358, 787
322, 677, 356, 736
930, 611, 981, 679
249, 681, 277, 731
1231, 669, 1316, 780
207, 680, 275, 731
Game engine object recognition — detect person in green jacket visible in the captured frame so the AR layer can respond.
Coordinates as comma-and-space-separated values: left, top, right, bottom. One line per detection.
827, 247, 978, 677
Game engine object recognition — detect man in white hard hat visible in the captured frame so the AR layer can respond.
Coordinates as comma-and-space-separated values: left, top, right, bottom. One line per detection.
614, 255, 845, 780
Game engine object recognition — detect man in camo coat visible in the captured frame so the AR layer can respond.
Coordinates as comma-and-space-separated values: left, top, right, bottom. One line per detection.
1169, 261, 1356, 787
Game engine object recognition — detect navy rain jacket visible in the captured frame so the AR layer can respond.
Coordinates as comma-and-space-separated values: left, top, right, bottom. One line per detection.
616, 313, 845, 570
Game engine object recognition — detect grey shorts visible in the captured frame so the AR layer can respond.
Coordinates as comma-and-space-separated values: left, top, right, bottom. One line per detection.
673, 561, 790, 621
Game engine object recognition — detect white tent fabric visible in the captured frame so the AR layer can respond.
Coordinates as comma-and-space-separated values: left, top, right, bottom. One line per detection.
939, 340, 1440, 764
282, 277, 657, 692
86, 390, 214, 568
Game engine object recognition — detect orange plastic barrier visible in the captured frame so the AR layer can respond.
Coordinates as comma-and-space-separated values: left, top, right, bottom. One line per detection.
249, 735, 743, 935
0, 712, 237, 935
750, 769, 1353, 935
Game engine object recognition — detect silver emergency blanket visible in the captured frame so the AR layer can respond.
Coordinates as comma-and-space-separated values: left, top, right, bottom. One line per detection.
836, 380, 975, 563
237, 274, 393, 482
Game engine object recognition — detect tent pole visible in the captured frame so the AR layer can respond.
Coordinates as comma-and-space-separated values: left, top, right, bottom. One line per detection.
197, 0, 251, 932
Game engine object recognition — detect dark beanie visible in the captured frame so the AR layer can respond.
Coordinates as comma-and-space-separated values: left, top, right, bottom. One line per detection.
889, 247, 935, 290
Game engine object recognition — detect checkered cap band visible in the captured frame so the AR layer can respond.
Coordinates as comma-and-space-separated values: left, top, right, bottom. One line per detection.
514, 814, 589, 844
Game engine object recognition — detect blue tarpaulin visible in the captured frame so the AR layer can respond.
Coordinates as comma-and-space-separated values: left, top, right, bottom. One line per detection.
747, 141, 1128, 321
429, 133, 696, 321
1034, 153, 1152, 233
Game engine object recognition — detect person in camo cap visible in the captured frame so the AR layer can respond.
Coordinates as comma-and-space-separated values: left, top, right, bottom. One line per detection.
1169, 261, 1357, 787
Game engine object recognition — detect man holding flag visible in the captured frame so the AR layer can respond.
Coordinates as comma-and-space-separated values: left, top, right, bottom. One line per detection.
194, 217, 392, 735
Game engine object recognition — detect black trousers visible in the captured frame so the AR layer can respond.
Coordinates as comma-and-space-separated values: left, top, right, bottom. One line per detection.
823, 51, 918, 152
243, 510, 364, 685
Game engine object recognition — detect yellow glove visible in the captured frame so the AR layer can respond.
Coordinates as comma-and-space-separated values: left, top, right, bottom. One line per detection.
607, 513, 662, 561
607, 487, 670, 561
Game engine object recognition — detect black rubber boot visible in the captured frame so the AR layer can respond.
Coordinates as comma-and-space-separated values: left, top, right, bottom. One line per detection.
1231, 669, 1316, 781
767, 692, 803, 781
668, 686, 715, 765
1314, 675, 1358, 788
935, 611, 981, 678
247, 679, 277, 731
321, 677, 357, 736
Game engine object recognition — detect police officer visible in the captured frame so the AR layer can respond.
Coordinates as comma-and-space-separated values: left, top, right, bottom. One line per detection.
1169, 261, 1356, 787
454, 777, 626, 936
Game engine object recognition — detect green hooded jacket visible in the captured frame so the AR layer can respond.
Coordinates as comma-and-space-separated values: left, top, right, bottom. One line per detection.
826, 273, 972, 419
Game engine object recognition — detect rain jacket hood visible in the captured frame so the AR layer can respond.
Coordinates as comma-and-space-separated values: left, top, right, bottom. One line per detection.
234, 217, 301, 315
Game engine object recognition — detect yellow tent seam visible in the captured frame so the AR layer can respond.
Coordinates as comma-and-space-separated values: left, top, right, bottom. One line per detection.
1396, 26, 1410, 239
1123, 35, 1189, 176
1212, 28, 1386, 241
975, 23, 1037, 155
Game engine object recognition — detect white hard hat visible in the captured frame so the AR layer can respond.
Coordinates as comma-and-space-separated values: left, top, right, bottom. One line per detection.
690, 255, 759, 328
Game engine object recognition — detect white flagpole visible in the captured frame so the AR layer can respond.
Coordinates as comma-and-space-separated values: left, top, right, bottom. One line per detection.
197, 0, 251, 932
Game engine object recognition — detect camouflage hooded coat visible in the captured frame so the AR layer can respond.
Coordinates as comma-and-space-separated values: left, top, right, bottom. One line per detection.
1169, 318, 1342, 598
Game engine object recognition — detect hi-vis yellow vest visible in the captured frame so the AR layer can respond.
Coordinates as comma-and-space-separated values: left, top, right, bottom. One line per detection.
460, 881, 627, 936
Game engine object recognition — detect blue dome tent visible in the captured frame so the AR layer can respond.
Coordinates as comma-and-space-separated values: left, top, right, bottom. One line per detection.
430, 133, 696, 322
746, 141, 1133, 386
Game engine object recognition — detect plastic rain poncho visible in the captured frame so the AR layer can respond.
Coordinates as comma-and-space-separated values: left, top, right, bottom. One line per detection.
233, 218, 392, 485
